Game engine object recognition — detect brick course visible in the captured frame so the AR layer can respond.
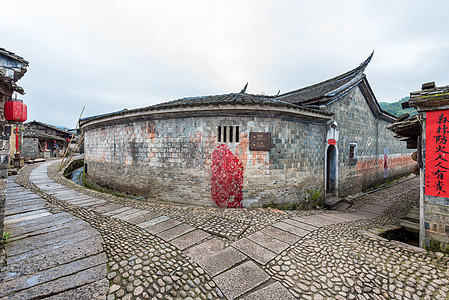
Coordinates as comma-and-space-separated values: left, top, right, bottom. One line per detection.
84, 86, 413, 207
329, 87, 414, 196
85, 115, 327, 207
84, 88, 413, 208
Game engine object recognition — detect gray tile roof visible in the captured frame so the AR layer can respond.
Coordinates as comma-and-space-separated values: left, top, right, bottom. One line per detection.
409, 83, 449, 105
80, 93, 331, 125
23, 128, 66, 141
386, 115, 421, 138
151, 93, 300, 109
27, 120, 72, 136
0, 47, 29, 65
0, 47, 29, 94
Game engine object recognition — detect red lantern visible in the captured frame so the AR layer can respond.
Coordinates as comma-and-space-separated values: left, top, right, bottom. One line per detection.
5, 100, 27, 122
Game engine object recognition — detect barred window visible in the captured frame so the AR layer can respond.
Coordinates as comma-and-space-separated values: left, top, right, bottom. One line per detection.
217, 126, 240, 143
349, 142, 358, 164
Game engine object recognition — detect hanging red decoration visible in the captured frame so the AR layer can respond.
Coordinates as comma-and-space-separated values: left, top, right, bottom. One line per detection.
425, 109, 449, 197
14, 127, 19, 151
4, 100, 27, 122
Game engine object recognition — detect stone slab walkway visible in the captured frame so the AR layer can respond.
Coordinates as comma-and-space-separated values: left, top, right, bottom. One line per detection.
0, 176, 108, 299
2, 160, 449, 299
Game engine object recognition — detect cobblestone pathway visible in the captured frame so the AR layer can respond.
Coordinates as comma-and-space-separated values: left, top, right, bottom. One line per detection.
2, 160, 449, 299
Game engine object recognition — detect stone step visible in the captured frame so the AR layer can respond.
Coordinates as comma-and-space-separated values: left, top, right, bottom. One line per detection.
325, 196, 352, 211
400, 219, 419, 233
404, 206, 419, 222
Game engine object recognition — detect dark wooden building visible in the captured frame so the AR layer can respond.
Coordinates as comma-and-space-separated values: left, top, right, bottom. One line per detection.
0, 47, 28, 236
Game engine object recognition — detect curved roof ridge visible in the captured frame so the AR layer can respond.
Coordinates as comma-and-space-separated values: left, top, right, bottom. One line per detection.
80, 91, 333, 126
149, 92, 276, 109
276, 51, 374, 103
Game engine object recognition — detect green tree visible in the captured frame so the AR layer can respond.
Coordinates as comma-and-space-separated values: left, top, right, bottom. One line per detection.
379, 97, 417, 118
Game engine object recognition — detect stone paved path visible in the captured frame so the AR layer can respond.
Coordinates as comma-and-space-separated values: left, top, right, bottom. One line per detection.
0, 177, 108, 299
2, 160, 449, 299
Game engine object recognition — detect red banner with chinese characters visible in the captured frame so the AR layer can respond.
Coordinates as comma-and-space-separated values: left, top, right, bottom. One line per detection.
425, 109, 449, 197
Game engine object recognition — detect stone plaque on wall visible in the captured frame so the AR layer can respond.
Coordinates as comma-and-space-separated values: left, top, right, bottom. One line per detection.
249, 132, 271, 151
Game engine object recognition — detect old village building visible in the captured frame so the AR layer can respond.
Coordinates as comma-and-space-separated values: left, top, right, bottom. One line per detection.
0, 47, 28, 236
80, 54, 414, 208
21, 120, 72, 159
389, 82, 449, 252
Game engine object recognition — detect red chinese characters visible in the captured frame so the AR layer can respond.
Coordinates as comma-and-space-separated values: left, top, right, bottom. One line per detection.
211, 144, 244, 208
425, 109, 449, 197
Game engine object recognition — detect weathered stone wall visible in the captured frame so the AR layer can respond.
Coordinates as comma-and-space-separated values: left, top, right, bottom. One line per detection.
423, 194, 449, 252
328, 87, 414, 197
0, 94, 10, 237
22, 137, 39, 160
84, 115, 327, 208
83, 86, 415, 208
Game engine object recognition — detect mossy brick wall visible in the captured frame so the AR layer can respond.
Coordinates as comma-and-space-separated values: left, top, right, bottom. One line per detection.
424, 197, 449, 253
84, 115, 326, 208
328, 87, 415, 197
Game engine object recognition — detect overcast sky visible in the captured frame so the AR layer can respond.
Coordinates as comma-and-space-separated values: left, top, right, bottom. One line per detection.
2, 0, 449, 128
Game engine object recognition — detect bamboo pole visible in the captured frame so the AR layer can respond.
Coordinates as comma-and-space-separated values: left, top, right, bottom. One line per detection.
62, 133, 84, 169
58, 106, 85, 171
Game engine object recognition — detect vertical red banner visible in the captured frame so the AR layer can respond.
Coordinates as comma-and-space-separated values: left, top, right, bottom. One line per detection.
425, 109, 449, 197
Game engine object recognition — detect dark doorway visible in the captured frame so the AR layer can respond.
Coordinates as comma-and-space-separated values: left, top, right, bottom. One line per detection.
327, 145, 337, 193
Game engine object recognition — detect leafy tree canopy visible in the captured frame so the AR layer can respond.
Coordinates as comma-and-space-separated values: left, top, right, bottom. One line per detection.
379, 97, 417, 118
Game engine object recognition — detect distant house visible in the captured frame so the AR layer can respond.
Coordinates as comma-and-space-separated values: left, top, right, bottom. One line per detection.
22, 127, 66, 159
23, 121, 72, 158
80, 53, 415, 208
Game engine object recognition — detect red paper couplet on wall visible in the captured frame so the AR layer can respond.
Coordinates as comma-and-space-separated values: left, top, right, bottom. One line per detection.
425, 109, 449, 197
328, 139, 336, 145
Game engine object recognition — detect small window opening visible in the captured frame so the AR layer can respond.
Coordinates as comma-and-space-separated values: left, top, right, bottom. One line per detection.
349, 143, 358, 164
217, 125, 240, 143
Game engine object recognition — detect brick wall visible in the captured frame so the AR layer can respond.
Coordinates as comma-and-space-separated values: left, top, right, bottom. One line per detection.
0, 94, 9, 237
84, 87, 414, 208
328, 87, 414, 196
84, 115, 327, 208
22, 137, 39, 160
